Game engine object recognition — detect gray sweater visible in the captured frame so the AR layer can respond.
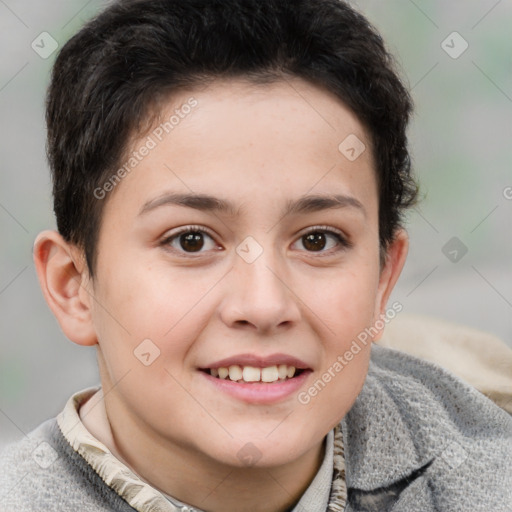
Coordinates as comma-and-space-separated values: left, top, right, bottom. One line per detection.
1, 344, 511, 512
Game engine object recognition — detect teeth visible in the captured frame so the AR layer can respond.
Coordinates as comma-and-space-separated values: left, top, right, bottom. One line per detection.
209, 364, 299, 383
242, 366, 261, 382
228, 365, 243, 381
261, 366, 278, 382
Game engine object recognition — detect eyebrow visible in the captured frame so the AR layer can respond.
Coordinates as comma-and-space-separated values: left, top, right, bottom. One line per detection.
139, 192, 365, 218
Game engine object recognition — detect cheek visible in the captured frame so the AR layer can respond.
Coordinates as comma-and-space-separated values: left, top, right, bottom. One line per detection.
300, 271, 376, 426
92, 257, 217, 360
303, 262, 380, 338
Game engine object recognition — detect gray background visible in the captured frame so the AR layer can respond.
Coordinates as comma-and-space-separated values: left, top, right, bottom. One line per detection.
1, 0, 511, 446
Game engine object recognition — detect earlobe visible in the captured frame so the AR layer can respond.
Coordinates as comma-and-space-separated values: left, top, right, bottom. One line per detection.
33, 230, 97, 346
372, 229, 409, 341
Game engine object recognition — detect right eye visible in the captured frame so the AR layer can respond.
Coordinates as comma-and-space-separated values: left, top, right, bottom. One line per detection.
160, 226, 220, 255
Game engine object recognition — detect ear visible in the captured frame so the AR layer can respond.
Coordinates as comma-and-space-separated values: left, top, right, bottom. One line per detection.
372, 229, 409, 341
33, 230, 97, 346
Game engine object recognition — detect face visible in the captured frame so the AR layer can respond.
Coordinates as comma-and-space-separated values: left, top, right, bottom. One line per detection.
84, 78, 399, 469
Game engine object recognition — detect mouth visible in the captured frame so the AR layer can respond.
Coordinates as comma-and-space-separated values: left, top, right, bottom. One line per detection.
199, 364, 307, 384
197, 354, 312, 404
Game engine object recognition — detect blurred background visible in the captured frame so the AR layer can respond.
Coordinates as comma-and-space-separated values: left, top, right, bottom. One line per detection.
1, 0, 511, 447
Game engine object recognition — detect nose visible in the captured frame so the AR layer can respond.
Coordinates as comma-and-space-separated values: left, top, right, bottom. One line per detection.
219, 249, 301, 334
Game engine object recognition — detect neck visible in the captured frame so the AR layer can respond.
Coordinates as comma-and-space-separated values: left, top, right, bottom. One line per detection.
80, 388, 326, 512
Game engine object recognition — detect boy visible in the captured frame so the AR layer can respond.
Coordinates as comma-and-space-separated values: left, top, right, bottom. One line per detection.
1, 0, 511, 510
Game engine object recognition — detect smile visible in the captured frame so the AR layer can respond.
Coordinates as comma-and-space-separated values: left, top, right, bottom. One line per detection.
204, 364, 304, 383
199, 368, 311, 404
198, 353, 312, 403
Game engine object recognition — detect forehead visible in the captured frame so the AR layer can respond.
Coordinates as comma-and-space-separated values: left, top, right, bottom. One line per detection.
102, 77, 378, 222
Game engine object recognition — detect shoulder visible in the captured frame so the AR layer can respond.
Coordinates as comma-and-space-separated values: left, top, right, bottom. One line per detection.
0, 419, 65, 511
0, 418, 134, 512
364, 343, 512, 444
342, 344, 512, 511
377, 313, 512, 414
368, 342, 511, 426
0, 419, 57, 498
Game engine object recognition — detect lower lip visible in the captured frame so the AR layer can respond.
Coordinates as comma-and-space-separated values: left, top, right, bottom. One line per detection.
199, 370, 312, 404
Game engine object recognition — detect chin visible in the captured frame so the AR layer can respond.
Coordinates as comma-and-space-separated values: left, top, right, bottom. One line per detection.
204, 431, 314, 469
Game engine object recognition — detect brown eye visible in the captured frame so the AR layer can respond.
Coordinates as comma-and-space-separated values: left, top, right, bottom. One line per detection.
302, 232, 327, 251
292, 227, 350, 254
162, 226, 218, 255
179, 232, 205, 252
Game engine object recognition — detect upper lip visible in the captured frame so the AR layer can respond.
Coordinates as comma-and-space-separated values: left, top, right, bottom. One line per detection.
201, 353, 312, 370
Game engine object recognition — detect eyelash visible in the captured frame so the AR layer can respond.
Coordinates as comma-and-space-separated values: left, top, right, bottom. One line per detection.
160, 224, 352, 257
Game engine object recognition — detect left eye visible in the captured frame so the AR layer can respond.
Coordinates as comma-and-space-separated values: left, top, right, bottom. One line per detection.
162, 228, 218, 253
293, 229, 348, 253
